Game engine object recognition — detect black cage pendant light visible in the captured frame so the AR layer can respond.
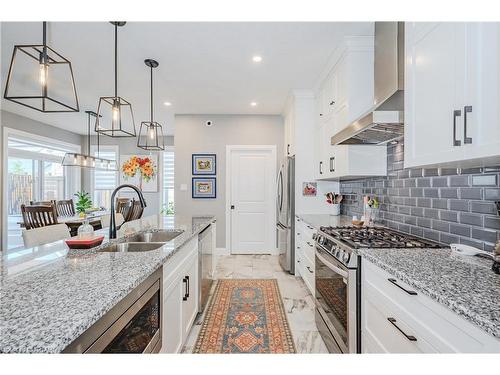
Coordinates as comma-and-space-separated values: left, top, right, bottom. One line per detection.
62, 111, 117, 170
137, 59, 165, 151
3, 21, 79, 112
95, 22, 136, 138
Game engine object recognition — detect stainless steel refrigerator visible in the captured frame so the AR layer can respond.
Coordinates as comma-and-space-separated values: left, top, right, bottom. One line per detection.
277, 156, 295, 274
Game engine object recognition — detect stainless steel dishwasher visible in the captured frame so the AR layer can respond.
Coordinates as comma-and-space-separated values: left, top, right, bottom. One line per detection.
198, 224, 213, 314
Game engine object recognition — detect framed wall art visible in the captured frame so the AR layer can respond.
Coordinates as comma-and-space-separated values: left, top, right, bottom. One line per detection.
192, 154, 216, 175
192, 177, 216, 199
120, 154, 158, 192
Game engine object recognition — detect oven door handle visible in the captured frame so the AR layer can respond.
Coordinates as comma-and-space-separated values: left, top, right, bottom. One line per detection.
316, 247, 349, 278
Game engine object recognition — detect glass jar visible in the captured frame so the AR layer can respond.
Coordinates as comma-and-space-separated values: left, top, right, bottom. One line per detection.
77, 220, 94, 239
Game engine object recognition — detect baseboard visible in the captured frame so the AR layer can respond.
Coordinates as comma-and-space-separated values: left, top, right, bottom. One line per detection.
215, 247, 230, 256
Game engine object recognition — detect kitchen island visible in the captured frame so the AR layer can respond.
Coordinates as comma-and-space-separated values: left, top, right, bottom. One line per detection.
0, 214, 215, 353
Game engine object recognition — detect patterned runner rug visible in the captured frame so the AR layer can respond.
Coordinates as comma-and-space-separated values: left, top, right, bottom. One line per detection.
193, 279, 296, 353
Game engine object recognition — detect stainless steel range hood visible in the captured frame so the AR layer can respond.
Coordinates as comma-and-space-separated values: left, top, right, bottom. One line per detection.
331, 22, 404, 146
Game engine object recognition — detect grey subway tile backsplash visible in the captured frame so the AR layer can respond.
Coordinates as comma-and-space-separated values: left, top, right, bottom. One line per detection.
339, 139, 500, 252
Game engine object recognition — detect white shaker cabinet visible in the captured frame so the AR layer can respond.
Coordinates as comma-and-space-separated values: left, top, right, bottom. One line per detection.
405, 22, 500, 169
161, 236, 199, 353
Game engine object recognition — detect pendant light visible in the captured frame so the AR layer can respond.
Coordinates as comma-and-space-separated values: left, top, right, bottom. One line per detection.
137, 59, 165, 151
95, 22, 136, 138
62, 111, 117, 170
3, 21, 79, 112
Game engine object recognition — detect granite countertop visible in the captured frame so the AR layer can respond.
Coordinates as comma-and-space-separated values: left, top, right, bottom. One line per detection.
296, 214, 353, 229
358, 248, 500, 339
0, 214, 215, 353
297, 213, 500, 340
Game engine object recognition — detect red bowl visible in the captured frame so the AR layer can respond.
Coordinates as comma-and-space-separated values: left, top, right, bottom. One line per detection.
65, 236, 105, 249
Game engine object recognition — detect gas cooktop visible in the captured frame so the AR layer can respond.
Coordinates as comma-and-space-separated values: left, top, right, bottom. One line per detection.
319, 226, 442, 249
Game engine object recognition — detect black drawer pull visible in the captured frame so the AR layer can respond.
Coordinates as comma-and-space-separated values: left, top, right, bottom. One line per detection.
464, 105, 472, 144
453, 109, 461, 146
306, 266, 313, 273
186, 275, 190, 299
182, 277, 188, 301
387, 317, 417, 342
388, 278, 417, 295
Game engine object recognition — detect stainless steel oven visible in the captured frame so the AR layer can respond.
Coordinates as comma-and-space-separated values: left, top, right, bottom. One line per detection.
64, 267, 162, 353
315, 241, 359, 353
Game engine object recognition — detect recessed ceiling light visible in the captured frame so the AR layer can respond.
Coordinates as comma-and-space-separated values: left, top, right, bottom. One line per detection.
252, 55, 262, 63
164, 101, 172, 106
250, 102, 258, 107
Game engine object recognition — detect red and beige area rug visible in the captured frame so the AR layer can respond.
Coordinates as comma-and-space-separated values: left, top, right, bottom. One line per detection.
193, 279, 296, 353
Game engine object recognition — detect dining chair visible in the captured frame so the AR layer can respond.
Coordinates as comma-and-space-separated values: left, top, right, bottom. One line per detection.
22, 223, 71, 248
29, 200, 56, 207
115, 198, 131, 215
99, 213, 125, 229
124, 199, 144, 222
21, 204, 59, 230
56, 199, 76, 217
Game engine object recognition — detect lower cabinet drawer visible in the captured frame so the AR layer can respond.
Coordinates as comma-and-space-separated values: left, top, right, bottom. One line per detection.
362, 260, 500, 353
300, 255, 315, 297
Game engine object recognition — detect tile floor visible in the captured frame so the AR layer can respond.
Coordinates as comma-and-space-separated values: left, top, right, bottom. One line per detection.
182, 254, 328, 353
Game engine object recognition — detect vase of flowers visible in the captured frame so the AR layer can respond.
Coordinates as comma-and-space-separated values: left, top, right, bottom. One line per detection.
363, 196, 380, 225
121, 155, 157, 190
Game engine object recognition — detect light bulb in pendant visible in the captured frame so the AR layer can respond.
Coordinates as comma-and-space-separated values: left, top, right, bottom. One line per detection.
149, 126, 155, 140
39, 63, 48, 87
112, 101, 120, 127
73, 154, 77, 164
92, 158, 96, 167
83, 156, 87, 166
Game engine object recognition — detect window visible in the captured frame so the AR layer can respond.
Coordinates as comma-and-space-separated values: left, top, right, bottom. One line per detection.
5, 131, 80, 250
92, 146, 118, 209
162, 147, 175, 217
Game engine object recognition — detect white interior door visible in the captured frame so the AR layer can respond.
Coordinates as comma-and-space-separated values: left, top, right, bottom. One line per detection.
228, 146, 276, 254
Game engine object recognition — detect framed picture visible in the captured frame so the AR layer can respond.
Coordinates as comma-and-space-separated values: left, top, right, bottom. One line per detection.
192, 154, 216, 175
119, 154, 159, 192
302, 182, 317, 196
192, 177, 216, 199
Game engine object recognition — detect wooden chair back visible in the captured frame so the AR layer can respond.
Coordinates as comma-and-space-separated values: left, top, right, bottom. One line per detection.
21, 204, 59, 230
124, 200, 144, 222
116, 198, 131, 215
30, 200, 55, 206
56, 199, 75, 217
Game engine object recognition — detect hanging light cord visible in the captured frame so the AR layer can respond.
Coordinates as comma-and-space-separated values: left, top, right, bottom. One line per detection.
114, 22, 118, 98
150, 65, 154, 123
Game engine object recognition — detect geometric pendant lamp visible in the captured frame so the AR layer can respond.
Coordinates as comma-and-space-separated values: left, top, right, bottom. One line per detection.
62, 111, 117, 170
137, 58, 165, 150
3, 22, 79, 112
95, 21, 136, 138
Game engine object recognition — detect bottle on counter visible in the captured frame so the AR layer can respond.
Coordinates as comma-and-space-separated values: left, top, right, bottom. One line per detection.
77, 220, 94, 239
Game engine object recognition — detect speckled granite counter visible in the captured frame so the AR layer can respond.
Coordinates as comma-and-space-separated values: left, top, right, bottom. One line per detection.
358, 248, 500, 339
297, 213, 500, 339
0, 214, 215, 353
296, 214, 353, 229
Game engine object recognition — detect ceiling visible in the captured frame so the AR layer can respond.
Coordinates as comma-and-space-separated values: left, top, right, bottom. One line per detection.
1, 22, 373, 135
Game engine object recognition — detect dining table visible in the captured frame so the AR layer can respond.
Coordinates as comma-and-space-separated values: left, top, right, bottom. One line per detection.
18, 210, 110, 236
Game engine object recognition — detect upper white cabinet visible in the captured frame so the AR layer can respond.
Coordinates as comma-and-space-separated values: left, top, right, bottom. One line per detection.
405, 22, 500, 168
317, 37, 374, 132
314, 36, 387, 180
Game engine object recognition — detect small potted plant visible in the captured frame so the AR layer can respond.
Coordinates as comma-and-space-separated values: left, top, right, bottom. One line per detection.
325, 192, 343, 216
74, 191, 93, 218
364, 196, 380, 225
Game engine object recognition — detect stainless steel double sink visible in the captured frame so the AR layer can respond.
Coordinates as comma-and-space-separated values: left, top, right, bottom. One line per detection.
98, 230, 184, 253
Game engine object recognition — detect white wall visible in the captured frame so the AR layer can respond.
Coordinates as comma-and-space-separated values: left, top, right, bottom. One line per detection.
175, 114, 284, 248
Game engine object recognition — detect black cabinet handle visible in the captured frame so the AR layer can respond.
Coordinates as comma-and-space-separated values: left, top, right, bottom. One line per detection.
329, 156, 335, 172
231, 205, 235, 210
319, 161, 323, 175
306, 266, 314, 273
287, 144, 290, 155
464, 106, 472, 144
388, 278, 417, 295
453, 109, 462, 146
182, 277, 188, 301
387, 317, 417, 342
307, 241, 313, 247
186, 275, 190, 299
329, 100, 335, 106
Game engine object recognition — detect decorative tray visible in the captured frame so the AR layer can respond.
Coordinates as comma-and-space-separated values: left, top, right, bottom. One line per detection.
65, 235, 105, 249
